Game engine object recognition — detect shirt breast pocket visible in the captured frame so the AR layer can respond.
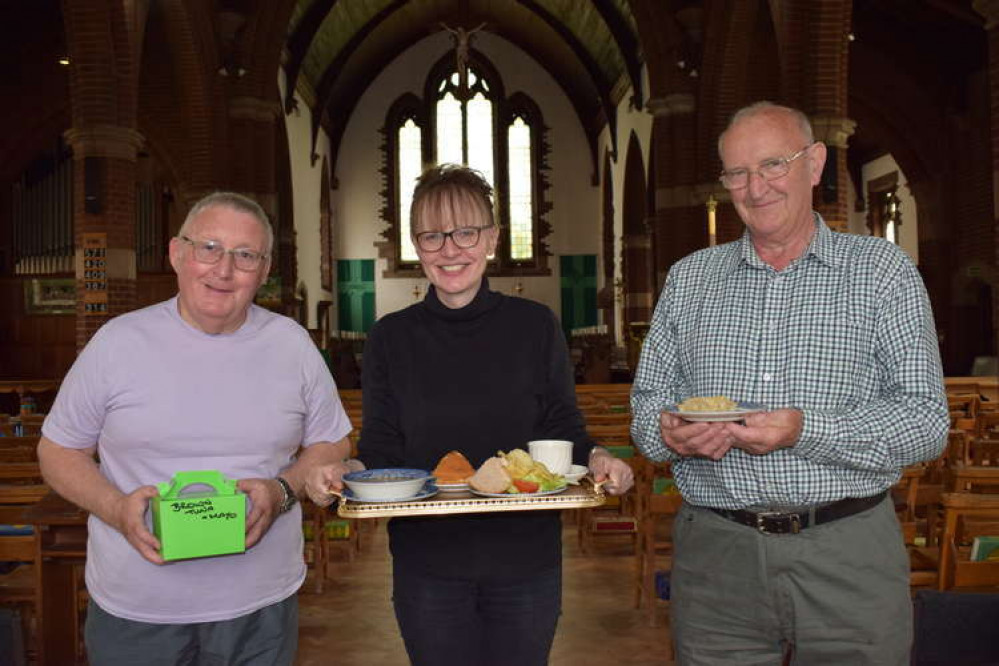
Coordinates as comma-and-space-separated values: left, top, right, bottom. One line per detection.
785, 307, 874, 407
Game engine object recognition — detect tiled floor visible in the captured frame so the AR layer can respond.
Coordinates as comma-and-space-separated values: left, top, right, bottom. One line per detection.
296, 518, 675, 665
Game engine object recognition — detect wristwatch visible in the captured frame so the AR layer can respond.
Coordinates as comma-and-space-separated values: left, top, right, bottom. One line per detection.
275, 476, 298, 514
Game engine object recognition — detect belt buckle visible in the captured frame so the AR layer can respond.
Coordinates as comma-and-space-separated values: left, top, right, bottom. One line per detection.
755, 511, 802, 535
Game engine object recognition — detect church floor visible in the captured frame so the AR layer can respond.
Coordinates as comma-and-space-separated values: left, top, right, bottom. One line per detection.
296, 517, 675, 666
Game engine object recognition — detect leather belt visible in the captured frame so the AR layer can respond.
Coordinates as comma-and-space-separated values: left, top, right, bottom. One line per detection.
708, 490, 888, 535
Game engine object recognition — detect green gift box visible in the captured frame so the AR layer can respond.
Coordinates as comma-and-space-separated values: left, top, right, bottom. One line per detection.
151, 470, 246, 562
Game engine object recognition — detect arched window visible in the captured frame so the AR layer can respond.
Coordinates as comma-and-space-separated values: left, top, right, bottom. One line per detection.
378, 50, 551, 277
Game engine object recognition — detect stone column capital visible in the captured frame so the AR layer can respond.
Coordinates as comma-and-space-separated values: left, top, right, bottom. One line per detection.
229, 97, 281, 122
63, 125, 144, 160
655, 182, 730, 209
646, 93, 696, 117
974, 0, 999, 28
809, 116, 857, 148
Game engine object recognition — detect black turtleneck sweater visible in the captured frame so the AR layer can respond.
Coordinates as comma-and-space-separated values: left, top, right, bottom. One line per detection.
357, 279, 592, 580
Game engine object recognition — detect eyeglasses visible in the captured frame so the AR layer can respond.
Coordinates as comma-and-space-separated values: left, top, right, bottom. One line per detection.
719, 143, 813, 190
414, 225, 492, 252
179, 235, 268, 271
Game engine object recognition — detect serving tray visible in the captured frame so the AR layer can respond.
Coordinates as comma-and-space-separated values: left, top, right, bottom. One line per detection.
335, 479, 605, 519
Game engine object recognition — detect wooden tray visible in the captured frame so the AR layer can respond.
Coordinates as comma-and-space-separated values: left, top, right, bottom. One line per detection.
336, 481, 605, 519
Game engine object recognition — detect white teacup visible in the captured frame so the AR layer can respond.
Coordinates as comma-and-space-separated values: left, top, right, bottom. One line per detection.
528, 440, 573, 476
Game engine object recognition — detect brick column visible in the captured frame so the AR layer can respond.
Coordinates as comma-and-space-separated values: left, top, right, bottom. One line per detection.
63, 125, 144, 350
809, 116, 856, 231
973, 0, 999, 356
226, 97, 290, 302
648, 93, 703, 277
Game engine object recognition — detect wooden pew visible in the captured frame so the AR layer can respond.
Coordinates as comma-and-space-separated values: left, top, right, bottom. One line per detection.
937, 492, 999, 590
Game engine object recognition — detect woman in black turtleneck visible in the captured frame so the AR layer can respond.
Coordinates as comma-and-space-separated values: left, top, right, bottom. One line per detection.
341, 164, 633, 666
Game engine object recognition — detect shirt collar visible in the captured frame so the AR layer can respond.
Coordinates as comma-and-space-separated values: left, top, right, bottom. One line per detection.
735, 212, 839, 273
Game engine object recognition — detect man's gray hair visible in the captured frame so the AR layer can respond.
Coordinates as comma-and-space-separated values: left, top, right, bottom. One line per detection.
718, 101, 815, 155
178, 191, 274, 254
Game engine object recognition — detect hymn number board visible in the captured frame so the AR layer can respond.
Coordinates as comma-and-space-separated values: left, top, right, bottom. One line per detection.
82, 232, 108, 314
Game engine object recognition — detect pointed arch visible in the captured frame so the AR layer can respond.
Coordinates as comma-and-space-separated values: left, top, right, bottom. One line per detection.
622, 131, 651, 326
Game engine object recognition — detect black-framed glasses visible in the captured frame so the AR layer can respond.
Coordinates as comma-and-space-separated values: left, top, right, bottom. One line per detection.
179, 235, 268, 271
719, 143, 814, 190
414, 225, 493, 252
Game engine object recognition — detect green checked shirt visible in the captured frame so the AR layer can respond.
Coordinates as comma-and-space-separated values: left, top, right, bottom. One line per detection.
630, 214, 948, 509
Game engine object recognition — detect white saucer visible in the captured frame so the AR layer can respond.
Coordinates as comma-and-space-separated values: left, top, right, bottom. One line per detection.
563, 464, 588, 485
435, 482, 470, 493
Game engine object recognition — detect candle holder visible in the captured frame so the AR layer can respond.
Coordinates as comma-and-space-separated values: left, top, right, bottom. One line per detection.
706, 194, 718, 247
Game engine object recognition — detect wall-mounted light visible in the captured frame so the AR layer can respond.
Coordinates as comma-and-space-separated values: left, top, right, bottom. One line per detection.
58, 56, 70, 66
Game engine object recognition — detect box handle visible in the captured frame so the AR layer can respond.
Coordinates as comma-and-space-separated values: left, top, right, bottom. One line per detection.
158, 470, 237, 499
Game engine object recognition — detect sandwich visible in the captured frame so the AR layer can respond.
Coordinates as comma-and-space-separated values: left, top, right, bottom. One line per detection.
432, 450, 476, 485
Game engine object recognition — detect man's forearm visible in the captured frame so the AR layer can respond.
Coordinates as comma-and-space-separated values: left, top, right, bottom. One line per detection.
279, 437, 352, 496
37, 436, 125, 525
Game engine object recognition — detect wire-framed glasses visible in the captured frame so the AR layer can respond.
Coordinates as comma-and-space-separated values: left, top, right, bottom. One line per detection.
719, 143, 814, 190
179, 235, 268, 271
414, 225, 493, 252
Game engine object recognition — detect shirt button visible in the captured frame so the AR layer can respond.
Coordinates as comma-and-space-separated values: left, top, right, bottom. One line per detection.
763, 373, 773, 382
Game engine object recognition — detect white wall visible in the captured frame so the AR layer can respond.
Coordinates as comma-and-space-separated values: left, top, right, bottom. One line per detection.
846, 153, 920, 264
330, 31, 601, 321
280, 69, 331, 328
597, 66, 654, 345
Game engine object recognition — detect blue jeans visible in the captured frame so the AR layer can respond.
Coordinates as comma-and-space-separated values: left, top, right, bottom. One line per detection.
392, 560, 561, 666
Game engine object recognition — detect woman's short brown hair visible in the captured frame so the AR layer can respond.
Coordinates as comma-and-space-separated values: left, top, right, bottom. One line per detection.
409, 164, 495, 236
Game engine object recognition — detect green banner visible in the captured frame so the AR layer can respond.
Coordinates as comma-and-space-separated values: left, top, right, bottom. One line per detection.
559, 254, 597, 338
336, 259, 375, 333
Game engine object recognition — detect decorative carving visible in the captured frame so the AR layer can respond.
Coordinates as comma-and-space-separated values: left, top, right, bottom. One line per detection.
440, 22, 486, 94
646, 94, 696, 117
809, 116, 857, 149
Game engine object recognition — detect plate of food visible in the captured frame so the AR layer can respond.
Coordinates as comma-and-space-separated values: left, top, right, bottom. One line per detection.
470, 485, 567, 498
665, 396, 765, 423
432, 451, 475, 492
468, 449, 567, 497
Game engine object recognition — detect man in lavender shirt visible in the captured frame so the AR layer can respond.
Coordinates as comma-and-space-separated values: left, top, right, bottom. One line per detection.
38, 192, 355, 665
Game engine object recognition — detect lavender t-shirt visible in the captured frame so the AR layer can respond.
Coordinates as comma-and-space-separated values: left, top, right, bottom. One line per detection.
42, 297, 351, 624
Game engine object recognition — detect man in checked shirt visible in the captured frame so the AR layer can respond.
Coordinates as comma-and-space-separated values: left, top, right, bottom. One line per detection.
631, 101, 948, 666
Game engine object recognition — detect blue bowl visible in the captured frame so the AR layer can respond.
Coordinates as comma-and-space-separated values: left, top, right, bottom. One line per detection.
342, 468, 431, 501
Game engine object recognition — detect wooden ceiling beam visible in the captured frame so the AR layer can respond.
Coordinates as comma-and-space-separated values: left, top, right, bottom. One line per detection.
514, 0, 619, 158
590, 0, 644, 109
283, 0, 340, 114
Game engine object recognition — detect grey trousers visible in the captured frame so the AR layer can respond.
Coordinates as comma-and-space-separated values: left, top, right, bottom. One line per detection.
84, 594, 298, 666
670, 494, 911, 666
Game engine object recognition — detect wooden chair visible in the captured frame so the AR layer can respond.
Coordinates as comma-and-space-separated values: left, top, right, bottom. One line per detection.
0, 448, 38, 464
895, 465, 928, 545
0, 415, 14, 437
977, 413, 999, 440
948, 394, 980, 419
302, 503, 331, 593
952, 416, 979, 436
0, 437, 40, 451
576, 428, 641, 555
947, 465, 999, 494
634, 460, 682, 623
17, 415, 45, 438
577, 457, 643, 555
582, 412, 631, 427
0, 463, 43, 484
0, 488, 47, 658
937, 492, 999, 590
967, 437, 999, 467
946, 382, 981, 397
